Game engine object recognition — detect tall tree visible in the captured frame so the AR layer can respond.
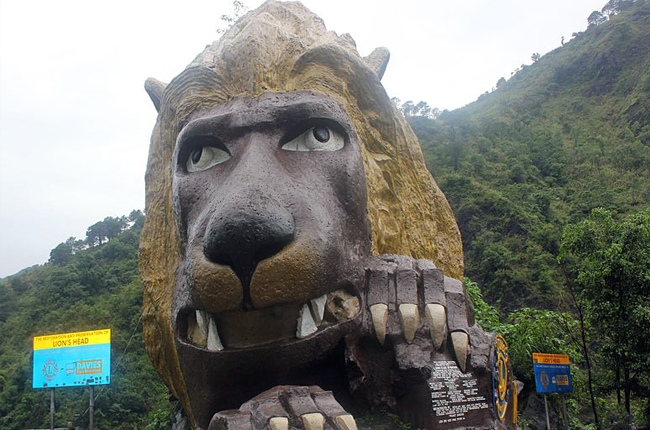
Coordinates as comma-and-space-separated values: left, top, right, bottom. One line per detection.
588, 10, 607, 26
559, 208, 650, 420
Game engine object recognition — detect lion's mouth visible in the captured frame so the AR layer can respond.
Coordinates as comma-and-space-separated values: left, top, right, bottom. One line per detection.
179, 288, 360, 351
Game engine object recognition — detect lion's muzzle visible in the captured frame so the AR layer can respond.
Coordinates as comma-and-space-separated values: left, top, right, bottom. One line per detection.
202, 197, 295, 311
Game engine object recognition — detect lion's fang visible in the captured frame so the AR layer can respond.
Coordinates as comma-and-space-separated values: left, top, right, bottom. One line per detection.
188, 311, 207, 347
207, 315, 224, 351
188, 310, 223, 351
297, 303, 318, 339
309, 294, 327, 323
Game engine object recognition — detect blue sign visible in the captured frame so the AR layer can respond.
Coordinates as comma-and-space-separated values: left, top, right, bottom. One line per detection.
532, 353, 573, 394
33, 329, 111, 388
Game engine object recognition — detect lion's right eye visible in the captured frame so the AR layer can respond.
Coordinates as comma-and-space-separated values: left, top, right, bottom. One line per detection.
186, 146, 231, 172
281, 125, 345, 152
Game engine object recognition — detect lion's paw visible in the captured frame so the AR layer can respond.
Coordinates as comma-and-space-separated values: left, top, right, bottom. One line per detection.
207, 386, 357, 430
364, 255, 474, 372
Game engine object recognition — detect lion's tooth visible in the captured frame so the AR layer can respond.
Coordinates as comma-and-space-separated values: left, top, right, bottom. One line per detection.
188, 312, 207, 347
207, 315, 224, 351
310, 294, 327, 323
296, 303, 318, 339
196, 310, 209, 339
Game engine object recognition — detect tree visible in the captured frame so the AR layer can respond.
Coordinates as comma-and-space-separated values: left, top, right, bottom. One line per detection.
85, 216, 128, 246
531, 52, 540, 63
465, 278, 583, 428
602, 0, 635, 18
128, 209, 145, 228
49, 237, 85, 265
464, 278, 502, 332
102, 216, 128, 240
559, 208, 650, 421
393, 99, 440, 119
86, 221, 107, 246
588, 10, 607, 27
500, 308, 581, 389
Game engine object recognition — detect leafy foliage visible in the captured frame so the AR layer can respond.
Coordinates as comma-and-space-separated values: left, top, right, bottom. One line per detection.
559, 208, 650, 418
413, 0, 650, 314
415, 4, 650, 426
0, 213, 168, 430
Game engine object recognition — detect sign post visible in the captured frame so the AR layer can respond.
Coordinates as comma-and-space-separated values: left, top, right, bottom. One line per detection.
90, 385, 94, 430
533, 353, 572, 430
50, 388, 55, 430
33, 329, 111, 428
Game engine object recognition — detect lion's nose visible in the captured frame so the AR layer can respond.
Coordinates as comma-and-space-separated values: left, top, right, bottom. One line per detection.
203, 203, 295, 310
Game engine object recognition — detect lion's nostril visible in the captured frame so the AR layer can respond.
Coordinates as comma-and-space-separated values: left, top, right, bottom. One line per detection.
203, 206, 295, 310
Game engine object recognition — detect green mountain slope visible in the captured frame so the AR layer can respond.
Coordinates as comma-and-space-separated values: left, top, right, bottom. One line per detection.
0, 216, 168, 429
413, 0, 650, 312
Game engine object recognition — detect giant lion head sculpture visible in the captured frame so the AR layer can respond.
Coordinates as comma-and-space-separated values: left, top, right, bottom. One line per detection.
139, 2, 515, 429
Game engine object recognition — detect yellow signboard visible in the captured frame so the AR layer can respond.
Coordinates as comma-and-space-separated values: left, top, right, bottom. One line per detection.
532, 352, 570, 365
33, 329, 111, 351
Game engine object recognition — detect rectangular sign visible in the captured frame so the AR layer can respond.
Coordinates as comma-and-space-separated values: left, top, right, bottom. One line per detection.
33, 329, 111, 388
532, 353, 572, 393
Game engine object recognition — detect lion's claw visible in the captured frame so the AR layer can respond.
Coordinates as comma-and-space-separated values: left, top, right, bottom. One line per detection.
363, 255, 474, 373
335, 415, 358, 430
369, 303, 388, 345
207, 386, 358, 430
301, 413, 324, 430
450, 331, 469, 372
268, 417, 288, 430
398, 303, 419, 343
424, 303, 446, 349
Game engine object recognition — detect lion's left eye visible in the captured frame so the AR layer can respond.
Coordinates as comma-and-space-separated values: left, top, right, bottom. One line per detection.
186, 145, 231, 172
281, 126, 345, 152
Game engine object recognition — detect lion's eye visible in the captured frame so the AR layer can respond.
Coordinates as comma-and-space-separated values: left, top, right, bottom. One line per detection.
186, 145, 231, 172
281, 126, 345, 152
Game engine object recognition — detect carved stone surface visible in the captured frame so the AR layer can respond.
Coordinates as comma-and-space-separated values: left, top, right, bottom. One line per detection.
139, 1, 516, 429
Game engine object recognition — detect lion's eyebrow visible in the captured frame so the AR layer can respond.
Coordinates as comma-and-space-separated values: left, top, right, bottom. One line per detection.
179, 99, 350, 140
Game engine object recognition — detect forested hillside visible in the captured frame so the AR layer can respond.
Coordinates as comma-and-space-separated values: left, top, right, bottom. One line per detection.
407, 1, 650, 427
412, 0, 650, 312
0, 1, 648, 429
0, 213, 169, 429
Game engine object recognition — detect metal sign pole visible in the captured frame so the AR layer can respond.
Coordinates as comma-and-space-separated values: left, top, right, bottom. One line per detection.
50, 388, 55, 430
533, 353, 574, 430
89, 385, 94, 430
544, 394, 551, 430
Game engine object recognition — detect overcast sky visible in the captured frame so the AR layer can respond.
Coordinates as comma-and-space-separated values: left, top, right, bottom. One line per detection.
0, 0, 606, 277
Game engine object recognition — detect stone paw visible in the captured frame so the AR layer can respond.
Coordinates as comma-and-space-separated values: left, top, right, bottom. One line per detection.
207, 386, 358, 430
364, 255, 474, 372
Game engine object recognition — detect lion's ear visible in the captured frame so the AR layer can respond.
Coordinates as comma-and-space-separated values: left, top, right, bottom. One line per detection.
145, 77, 168, 113
364, 47, 390, 81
